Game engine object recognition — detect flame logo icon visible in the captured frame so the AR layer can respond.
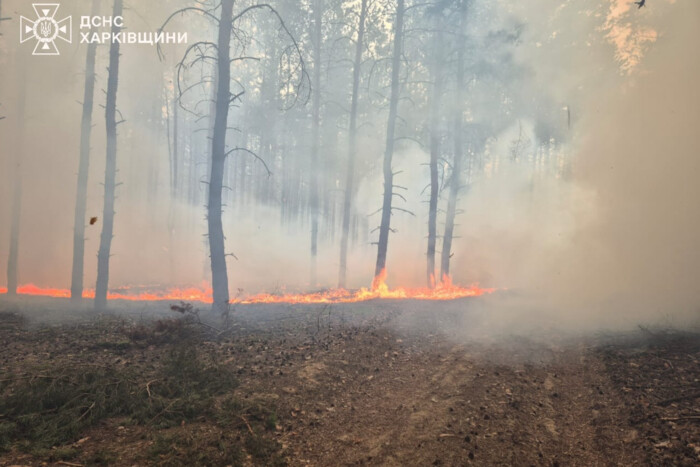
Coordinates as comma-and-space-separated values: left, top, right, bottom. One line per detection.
19, 4, 72, 56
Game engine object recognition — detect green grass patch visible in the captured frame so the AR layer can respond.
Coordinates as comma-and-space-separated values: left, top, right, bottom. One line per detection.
148, 429, 244, 466
0, 327, 284, 465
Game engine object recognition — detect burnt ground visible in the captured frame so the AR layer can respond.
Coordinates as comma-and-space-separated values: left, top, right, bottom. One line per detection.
0, 297, 699, 466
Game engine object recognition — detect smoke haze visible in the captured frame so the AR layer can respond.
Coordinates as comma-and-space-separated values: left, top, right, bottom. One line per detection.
0, 0, 698, 330
456, 0, 700, 332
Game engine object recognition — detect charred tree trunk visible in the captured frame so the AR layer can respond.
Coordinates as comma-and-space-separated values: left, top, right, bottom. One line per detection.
440, 3, 466, 281
338, 0, 367, 288
6, 73, 26, 296
426, 21, 444, 288
70, 0, 99, 301
208, 0, 234, 315
94, 0, 123, 310
374, 0, 404, 280
309, 0, 322, 285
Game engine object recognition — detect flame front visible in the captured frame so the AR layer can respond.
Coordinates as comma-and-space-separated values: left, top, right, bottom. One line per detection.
0, 270, 494, 304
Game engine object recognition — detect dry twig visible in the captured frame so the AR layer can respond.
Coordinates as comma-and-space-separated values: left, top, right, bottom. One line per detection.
239, 415, 254, 435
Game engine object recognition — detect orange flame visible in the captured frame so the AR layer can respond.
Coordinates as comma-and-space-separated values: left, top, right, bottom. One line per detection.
1, 270, 494, 305
0, 284, 214, 303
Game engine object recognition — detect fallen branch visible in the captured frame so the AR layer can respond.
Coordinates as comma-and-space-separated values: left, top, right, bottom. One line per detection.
656, 391, 700, 407
146, 379, 159, 399
661, 415, 700, 422
76, 402, 95, 422
149, 399, 177, 424
239, 415, 254, 435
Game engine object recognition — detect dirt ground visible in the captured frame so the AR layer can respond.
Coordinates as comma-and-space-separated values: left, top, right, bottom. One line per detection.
0, 297, 699, 466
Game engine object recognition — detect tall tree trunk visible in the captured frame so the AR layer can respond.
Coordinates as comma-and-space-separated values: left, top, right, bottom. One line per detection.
147, 97, 160, 203
70, 0, 99, 301
338, 0, 367, 288
374, 0, 404, 281
167, 85, 178, 283
260, 53, 278, 206
172, 89, 179, 197
202, 62, 218, 278
426, 20, 444, 288
208, 0, 233, 316
6, 71, 26, 296
94, 0, 123, 310
309, 0, 322, 285
440, 2, 466, 281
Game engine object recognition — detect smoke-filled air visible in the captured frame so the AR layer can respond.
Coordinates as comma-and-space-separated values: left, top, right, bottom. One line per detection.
1, 0, 697, 322
0, 0, 699, 464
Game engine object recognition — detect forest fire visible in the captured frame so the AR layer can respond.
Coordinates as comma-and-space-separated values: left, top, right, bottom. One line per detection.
0, 284, 214, 302
238, 270, 494, 304
0, 270, 493, 305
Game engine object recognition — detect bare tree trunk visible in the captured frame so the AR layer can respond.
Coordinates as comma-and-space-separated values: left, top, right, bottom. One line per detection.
207, 63, 218, 196
426, 20, 444, 288
202, 62, 218, 278
164, 86, 172, 180
6, 72, 25, 296
166, 84, 179, 283
172, 89, 179, 197
309, 0, 322, 285
208, 0, 234, 316
260, 52, 278, 206
94, 0, 123, 310
187, 134, 197, 206
147, 97, 160, 204
440, 2, 466, 281
374, 0, 404, 280
70, 0, 99, 301
338, 0, 367, 288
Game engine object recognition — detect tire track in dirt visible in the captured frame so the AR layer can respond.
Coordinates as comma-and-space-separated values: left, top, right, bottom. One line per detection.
272, 331, 643, 466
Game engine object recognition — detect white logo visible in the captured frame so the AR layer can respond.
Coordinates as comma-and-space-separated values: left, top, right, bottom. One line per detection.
20, 4, 72, 56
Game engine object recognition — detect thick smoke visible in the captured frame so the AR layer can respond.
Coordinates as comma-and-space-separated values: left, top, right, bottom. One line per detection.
451, 0, 700, 333
553, 1, 700, 325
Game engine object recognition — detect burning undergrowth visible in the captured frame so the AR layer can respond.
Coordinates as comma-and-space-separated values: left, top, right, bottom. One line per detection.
0, 268, 494, 305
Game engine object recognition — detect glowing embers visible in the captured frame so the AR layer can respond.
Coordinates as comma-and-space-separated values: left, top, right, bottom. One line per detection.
1, 270, 494, 304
